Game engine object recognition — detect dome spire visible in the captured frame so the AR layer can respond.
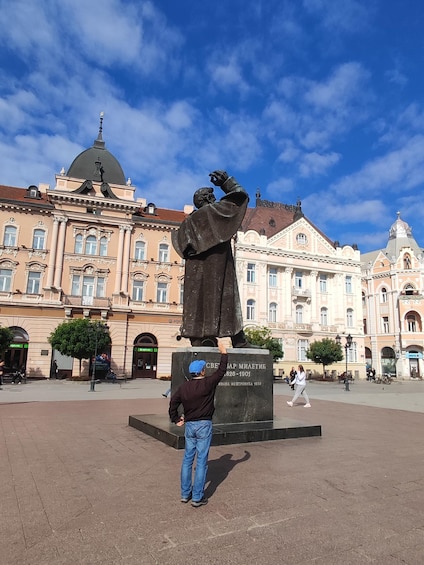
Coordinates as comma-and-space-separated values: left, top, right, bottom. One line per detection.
94, 111, 105, 149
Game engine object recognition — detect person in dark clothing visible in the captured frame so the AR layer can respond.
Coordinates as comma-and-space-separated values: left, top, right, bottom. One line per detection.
169, 339, 228, 507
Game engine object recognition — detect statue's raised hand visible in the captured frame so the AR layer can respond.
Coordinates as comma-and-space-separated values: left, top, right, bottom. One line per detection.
209, 170, 228, 187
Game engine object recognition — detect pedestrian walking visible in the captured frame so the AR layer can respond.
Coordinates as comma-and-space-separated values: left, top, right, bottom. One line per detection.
287, 364, 311, 408
169, 339, 228, 507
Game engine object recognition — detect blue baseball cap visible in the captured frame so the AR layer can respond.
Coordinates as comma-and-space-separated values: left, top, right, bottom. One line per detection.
188, 360, 206, 374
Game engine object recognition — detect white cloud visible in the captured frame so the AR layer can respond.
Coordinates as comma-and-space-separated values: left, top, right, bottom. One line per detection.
331, 135, 424, 196
298, 151, 340, 177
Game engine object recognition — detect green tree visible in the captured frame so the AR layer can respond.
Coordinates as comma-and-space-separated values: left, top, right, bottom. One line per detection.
244, 326, 284, 361
306, 338, 343, 377
0, 326, 14, 357
48, 319, 110, 378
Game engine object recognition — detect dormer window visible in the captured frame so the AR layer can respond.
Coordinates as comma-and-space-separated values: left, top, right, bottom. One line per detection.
145, 203, 156, 215
26, 185, 40, 199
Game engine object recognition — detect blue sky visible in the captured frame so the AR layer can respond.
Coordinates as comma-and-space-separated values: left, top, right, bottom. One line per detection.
1, 0, 424, 252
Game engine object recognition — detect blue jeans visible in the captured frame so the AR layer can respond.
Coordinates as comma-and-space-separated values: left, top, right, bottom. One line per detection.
181, 420, 213, 501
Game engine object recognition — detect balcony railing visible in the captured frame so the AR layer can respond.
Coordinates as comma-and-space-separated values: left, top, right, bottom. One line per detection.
292, 287, 311, 298
63, 295, 111, 308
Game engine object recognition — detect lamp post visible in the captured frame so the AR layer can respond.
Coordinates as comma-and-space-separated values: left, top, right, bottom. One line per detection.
89, 323, 109, 392
336, 334, 353, 391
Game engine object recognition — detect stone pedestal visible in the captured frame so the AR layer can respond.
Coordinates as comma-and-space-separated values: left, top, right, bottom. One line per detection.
170, 347, 273, 424
129, 347, 322, 448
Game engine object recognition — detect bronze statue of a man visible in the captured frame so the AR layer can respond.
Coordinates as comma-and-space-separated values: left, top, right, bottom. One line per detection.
172, 170, 251, 347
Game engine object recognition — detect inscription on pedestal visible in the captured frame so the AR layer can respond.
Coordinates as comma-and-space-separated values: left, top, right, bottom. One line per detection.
171, 348, 273, 424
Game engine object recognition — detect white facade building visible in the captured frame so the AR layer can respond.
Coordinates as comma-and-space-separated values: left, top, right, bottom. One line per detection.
236, 196, 365, 378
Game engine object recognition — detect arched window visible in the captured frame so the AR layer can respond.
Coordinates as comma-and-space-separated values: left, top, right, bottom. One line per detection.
74, 234, 83, 254
404, 284, 415, 296
32, 229, 45, 250
85, 235, 97, 255
320, 307, 328, 325
406, 313, 417, 332
246, 299, 255, 320
135, 241, 146, 261
3, 225, 17, 246
404, 253, 411, 269
159, 243, 169, 262
381, 287, 387, 303
347, 308, 354, 327
269, 302, 277, 323
99, 237, 108, 257
295, 305, 303, 323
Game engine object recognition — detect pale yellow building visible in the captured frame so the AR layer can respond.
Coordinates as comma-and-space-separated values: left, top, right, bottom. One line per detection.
0, 122, 188, 379
361, 213, 424, 379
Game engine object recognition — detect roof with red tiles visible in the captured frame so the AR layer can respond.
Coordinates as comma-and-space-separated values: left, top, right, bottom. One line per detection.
241, 197, 334, 246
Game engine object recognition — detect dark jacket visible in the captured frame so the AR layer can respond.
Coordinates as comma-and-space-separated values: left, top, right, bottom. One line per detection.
169, 354, 228, 423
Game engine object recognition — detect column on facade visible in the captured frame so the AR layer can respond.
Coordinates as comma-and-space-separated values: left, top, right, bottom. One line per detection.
46, 217, 60, 288
53, 217, 68, 289
114, 226, 126, 294
310, 270, 318, 324
284, 267, 293, 322
120, 226, 132, 295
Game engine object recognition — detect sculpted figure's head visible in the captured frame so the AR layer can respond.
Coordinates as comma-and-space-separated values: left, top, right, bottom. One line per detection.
193, 187, 216, 209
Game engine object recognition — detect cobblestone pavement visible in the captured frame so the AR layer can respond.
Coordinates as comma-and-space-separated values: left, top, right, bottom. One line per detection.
1, 378, 423, 564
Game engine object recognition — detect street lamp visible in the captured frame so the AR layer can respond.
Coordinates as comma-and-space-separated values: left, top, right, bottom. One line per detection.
336, 334, 353, 391
89, 323, 109, 392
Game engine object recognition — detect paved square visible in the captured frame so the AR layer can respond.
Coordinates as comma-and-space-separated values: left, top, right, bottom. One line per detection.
1, 379, 423, 564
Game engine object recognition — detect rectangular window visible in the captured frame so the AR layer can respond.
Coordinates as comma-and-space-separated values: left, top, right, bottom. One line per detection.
345, 276, 352, 294
0, 269, 12, 291
96, 277, 105, 297
26, 272, 41, 294
132, 280, 144, 301
247, 263, 256, 283
295, 271, 303, 288
3, 226, 17, 247
319, 274, 327, 292
179, 284, 184, 305
135, 241, 145, 261
159, 244, 169, 263
347, 342, 357, 363
382, 317, 389, 333
269, 267, 277, 287
157, 282, 168, 303
297, 339, 308, 362
71, 275, 80, 295
246, 299, 255, 320
32, 230, 45, 250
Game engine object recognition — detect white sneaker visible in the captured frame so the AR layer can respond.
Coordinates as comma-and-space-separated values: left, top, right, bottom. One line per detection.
286, 401, 293, 407
304, 403, 311, 408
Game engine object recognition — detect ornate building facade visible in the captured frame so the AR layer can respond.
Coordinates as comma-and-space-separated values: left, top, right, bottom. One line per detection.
0, 122, 188, 379
361, 213, 424, 379
236, 195, 365, 379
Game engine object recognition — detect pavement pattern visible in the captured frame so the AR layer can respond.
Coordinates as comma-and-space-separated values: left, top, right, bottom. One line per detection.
1, 378, 424, 565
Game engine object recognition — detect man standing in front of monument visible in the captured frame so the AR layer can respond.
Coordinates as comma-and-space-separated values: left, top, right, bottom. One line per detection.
169, 339, 228, 507
172, 170, 252, 348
